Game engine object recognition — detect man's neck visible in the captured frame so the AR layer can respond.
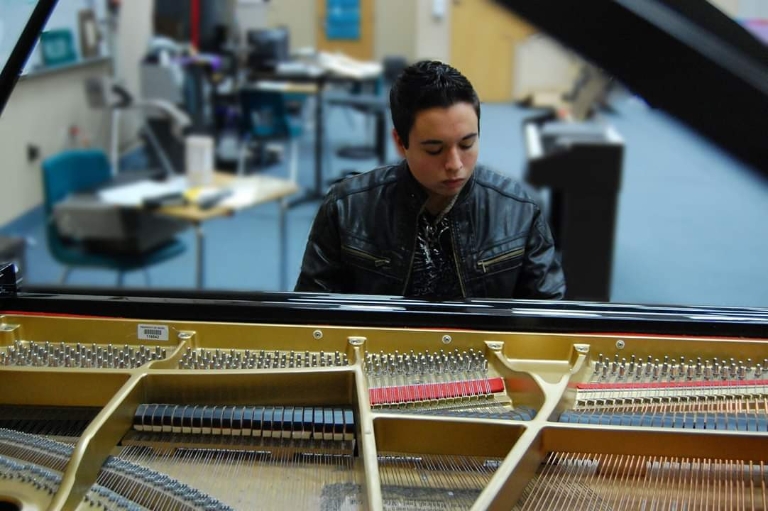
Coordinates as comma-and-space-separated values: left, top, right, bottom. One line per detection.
425, 193, 458, 219
424, 195, 445, 215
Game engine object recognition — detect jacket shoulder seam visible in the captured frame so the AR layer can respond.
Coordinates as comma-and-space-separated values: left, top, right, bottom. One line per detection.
473, 179, 539, 207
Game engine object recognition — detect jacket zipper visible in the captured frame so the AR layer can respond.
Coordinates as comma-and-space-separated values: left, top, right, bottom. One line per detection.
477, 248, 525, 274
341, 246, 390, 267
451, 221, 467, 298
402, 203, 426, 295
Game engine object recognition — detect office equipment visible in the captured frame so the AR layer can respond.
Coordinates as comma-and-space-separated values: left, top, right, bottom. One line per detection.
154, 0, 234, 53
0, 237, 26, 281
246, 27, 290, 73
142, 191, 187, 209
238, 88, 303, 176
524, 115, 624, 302
85, 77, 192, 176
196, 188, 233, 210
43, 150, 187, 285
0, 263, 21, 296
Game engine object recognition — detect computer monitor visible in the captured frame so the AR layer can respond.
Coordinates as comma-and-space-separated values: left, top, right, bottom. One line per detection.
246, 27, 290, 72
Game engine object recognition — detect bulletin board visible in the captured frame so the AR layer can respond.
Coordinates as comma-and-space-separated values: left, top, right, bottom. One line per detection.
21, 0, 110, 75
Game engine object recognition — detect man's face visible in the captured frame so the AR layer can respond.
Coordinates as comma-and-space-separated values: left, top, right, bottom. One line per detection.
394, 102, 479, 203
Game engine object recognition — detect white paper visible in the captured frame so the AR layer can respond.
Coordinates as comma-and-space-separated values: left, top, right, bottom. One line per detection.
317, 52, 383, 80
220, 187, 257, 210
97, 176, 188, 206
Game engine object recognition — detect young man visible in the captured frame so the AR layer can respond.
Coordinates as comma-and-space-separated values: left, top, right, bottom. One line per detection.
295, 60, 565, 299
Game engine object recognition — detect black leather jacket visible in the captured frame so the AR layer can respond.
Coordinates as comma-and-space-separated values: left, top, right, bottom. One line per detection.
295, 161, 566, 299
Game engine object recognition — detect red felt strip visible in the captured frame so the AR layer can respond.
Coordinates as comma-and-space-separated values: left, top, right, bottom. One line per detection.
369, 377, 504, 406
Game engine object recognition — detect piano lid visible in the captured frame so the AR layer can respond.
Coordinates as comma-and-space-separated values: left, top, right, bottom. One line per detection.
497, 0, 768, 176
0, 0, 57, 115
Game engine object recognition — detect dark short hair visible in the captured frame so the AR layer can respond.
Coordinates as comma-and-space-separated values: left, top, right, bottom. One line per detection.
389, 60, 480, 149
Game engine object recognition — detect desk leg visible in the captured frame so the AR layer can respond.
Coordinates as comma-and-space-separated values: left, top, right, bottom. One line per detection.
376, 108, 387, 164
195, 223, 205, 288
314, 80, 324, 197
280, 199, 287, 291
287, 78, 327, 209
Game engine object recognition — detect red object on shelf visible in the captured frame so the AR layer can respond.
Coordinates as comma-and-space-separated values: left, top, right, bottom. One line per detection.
369, 377, 505, 406
191, 0, 201, 49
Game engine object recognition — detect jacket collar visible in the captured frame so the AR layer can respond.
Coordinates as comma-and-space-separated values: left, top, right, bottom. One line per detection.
395, 159, 477, 211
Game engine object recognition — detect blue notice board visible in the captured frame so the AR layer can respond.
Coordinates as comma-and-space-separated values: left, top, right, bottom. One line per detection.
326, 0, 361, 40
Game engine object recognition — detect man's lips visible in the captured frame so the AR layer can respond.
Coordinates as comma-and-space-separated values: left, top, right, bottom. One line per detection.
443, 178, 465, 188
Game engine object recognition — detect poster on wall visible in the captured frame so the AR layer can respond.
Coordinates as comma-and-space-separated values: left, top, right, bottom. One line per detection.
326, 0, 361, 40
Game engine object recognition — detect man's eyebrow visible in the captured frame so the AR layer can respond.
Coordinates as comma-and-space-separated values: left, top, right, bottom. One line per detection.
419, 133, 478, 146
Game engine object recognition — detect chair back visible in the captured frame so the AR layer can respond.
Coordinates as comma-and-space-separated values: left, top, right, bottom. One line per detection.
240, 89, 294, 139
41, 149, 112, 215
40, 150, 113, 264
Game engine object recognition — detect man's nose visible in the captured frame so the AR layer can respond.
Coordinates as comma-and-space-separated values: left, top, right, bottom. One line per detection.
445, 146, 462, 173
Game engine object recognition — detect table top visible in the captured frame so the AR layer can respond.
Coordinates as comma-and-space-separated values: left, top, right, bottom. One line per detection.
159, 173, 300, 223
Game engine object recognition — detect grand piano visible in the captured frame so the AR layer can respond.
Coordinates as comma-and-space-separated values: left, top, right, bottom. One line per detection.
1, 1, 768, 510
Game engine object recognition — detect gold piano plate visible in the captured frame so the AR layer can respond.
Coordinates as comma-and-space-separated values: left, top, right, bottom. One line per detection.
0, 313, 767, 510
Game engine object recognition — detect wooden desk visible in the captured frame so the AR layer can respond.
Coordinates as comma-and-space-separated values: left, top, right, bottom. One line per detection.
251, 81, 319, 95
159, 172, 299, 289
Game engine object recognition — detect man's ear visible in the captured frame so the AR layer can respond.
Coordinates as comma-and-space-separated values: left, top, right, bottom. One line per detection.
392, 128, 407, 158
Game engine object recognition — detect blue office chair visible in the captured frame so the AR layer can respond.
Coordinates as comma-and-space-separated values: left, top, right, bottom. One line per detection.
42, 149, 187, 286
238, 88, 303, 180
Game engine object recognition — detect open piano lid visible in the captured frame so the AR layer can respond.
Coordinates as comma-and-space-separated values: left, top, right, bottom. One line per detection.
0, 0, 57, 115
498, 0, 768, 176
